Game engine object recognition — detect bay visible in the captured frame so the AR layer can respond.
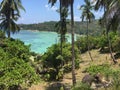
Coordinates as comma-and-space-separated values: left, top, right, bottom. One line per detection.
11, 30, 76, 54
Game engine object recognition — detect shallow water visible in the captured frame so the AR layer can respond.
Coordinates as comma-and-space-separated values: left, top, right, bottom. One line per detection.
11, 30, 75, 54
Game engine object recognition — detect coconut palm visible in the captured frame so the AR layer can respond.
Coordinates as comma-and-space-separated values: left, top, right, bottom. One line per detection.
49, 0, 76, 85
94, 0, 118, 64
105, 0, 120, 29
0, 0, 25, 38
55, 7, 69, 42
49, 0, 69, 55
70, 0, 76, 86
105, 0, 120, 64
80, 0, 95, 61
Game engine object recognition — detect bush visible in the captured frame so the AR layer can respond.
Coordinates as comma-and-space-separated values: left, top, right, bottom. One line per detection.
76, 36, 87, 53
111, 70, 120, 90
75, 36, 99, 53
0, 48, 40, 89
3, 39, 30, 61
0, 30, 5, 39
41, 43, 80, 80
76, 32, 120, 54
112, 35, 120, 53
86, 64, 111, 77
86, 64, 120, 89
0, 37, 40, 90
72, 82, 92, 90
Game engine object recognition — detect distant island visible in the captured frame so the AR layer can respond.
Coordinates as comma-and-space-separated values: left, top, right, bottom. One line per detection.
19, 20, 102, 36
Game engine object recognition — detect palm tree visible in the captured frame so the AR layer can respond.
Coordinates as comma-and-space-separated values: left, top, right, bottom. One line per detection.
105, 0, 120, 64
94, 0, 108, 11
49, 0, 69, 55
49, 0, 76, 85
105, 0, 120, 29
94, 0, 117, 64
80, 0, 95, 61
55, 7, 69, 42
70, 0, 76, 86
0, 0, 25, 38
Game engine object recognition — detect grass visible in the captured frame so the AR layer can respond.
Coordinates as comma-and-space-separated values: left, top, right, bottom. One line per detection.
29, 49, 120, 90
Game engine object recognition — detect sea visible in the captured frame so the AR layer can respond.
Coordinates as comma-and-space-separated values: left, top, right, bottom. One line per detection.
11, 30, 77, 54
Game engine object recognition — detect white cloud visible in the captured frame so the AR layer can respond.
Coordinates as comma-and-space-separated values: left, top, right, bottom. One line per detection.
45, 4, 58, 11
94, 11, 104, 19
57, 0, 59, 3
20, 17, 24, 21
45, 4, 50, 10
74, 16, 81, 21
67, 16, 81, 21
45, 4, 49, 8
51, 6, 58, 11
77, 4, 80, 10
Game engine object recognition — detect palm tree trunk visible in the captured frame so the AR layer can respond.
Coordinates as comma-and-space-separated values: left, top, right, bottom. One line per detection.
87, 19, 93, 61
7, 7, 11, 38
106, 32, 117, 64
71, 0, 76, 86
7, 31, 11, 38
103, 6, 117, 64
60, 0, 63, 56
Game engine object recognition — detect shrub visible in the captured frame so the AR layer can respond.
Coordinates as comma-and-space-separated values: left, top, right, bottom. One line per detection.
0, 37, 40, 90
76, 36, 87, 53
112, 35, 120, 53
111, 70, 120, 90
75, 36, 99, 53
86, 64, 111, 77
41, 43, 80, 80
3, 39, 30, 61
0, 30, 5, 39
72, 82, 92, 90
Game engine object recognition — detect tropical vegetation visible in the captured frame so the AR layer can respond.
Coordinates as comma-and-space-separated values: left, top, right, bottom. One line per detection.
0, 31, 40, 90
80, 0, 95, 61
0, 0, 25, 38
1, 0, 120, 90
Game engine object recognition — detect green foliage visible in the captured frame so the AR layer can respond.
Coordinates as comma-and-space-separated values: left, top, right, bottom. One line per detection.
76, 32, 120, 54
111, 33, 120, 53
55, 7, 69, 43
0, 0, 25, 38
0, 30, 5, 38
76, 36, 99, 53
3, 39, 30, 61
86, 64, 120, 90
76, 36, 87, 53
98, 32, 120, 53
86, 64, 111, 76
111, 70, 120, 90
0, 37, 40, 90
41, 43, 80, 80
0, 57, 39, 89
98, 35, 108, 48
19, 20, 102, 36
72, 82, 92, 90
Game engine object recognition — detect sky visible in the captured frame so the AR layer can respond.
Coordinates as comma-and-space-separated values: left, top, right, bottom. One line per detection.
0, 0, 104, 24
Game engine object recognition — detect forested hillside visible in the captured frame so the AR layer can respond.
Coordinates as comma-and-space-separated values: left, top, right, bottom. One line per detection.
19, 20, 102, 36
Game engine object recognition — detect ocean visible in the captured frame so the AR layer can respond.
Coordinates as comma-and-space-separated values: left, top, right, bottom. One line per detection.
11, 30, 76, 54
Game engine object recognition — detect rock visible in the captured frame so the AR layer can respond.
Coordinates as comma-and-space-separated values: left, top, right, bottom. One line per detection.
36, 55, 41, 60
82, 74, 95, 86
82, 73, 112, 89
30, 56, 34, 61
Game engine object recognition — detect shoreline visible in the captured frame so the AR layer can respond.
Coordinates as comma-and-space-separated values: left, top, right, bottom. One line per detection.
20, 29, 82, 36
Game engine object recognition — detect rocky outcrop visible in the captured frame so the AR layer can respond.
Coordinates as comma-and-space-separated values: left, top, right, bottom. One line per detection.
82, 73, 112, 89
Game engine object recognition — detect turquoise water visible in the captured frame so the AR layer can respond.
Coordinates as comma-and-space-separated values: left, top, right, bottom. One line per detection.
11, 30, 75, 54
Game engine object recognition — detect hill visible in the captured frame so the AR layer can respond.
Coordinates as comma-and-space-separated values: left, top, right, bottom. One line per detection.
29, 49, 120, 90
19, 20, 102, 36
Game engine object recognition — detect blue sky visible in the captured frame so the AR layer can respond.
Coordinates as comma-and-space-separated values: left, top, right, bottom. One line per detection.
0, 0, 104, 24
